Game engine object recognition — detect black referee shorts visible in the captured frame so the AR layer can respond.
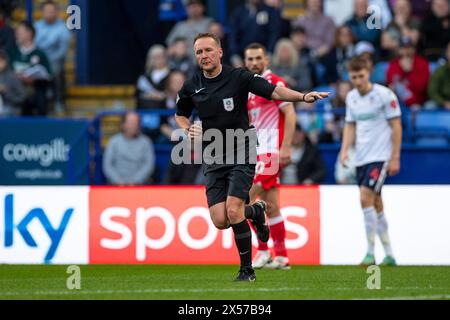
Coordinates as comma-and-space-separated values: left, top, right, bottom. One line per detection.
203, 164, 256, 207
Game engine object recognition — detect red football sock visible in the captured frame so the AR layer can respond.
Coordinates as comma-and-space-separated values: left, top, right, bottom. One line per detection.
269, 218, 287, 258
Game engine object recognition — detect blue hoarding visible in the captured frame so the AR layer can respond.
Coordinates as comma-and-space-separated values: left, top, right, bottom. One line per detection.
0, 118, 90, 185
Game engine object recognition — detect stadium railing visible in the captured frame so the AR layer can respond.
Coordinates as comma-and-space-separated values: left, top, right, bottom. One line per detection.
90, 107, 450, 185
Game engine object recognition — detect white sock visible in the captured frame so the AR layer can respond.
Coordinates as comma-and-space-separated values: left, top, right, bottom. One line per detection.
377, 212, 393, 256
363, 207, 377, 255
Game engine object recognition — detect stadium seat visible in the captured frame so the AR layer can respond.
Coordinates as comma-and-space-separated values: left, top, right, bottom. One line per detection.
372, 62, 389, 85
314, 63, 327, 86
412, 111, 450, 145
312, 85, 336, 111
415, 136, 449, 147
415, 111, 450, 132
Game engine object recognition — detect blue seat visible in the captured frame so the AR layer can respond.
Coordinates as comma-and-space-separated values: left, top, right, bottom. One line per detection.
141, 113, 161, 130
415, 111, 450, 132
315, 63, 327, 85
413, 111, 450, 144
312, 85, 336, 110
372, 62, 389, 84
415, 136, 449, 147
429, 61, 440, 74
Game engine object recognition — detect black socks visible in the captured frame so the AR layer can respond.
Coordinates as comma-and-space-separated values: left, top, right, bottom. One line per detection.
231, 220, 252, 269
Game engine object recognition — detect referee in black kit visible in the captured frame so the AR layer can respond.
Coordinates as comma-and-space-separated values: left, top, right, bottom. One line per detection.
175, 33, 329, 281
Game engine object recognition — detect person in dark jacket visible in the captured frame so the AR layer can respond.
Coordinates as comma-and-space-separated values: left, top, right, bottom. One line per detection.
419, 0, 450, 61
281, 125, 327, 185
228, 0, 282, 67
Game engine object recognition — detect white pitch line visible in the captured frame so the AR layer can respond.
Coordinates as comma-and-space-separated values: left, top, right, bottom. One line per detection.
355, 295, 450, 300
0, 287, 308, 297
1, 286, 449, 297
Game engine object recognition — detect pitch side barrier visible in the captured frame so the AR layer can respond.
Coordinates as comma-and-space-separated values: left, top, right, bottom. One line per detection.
91, 108, 450, 185
1, 185, 449, 265
1, 108, 449, 186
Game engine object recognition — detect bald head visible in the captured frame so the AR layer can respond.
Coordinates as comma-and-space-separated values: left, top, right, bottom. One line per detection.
122, 112, 141, 138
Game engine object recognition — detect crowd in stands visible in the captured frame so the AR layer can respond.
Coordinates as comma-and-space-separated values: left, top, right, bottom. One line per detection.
2, 0, 450, 186
123, 0, 450, 185
136, 0, 450, 145
0, 0, 71, 117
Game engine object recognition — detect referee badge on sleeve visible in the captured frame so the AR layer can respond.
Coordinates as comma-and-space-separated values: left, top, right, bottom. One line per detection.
223, 98, 234, 112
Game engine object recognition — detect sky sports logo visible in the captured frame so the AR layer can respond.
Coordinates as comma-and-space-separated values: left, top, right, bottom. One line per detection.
0, 187, 320, 265
2, 139, 70, 167
2, 194, 73, 262
88, 187, 320, 265
0, 188, 88, 264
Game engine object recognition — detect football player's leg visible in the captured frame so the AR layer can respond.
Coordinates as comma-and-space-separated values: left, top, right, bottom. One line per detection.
375, 194, 396, 266
248, 185, 272, 268
206, 171, 229, 229
262, 187, 290, 269
209, 202, 229, 230
360, 186, 377, 266
227, 196, 255, 281
247, 184, 270, 247
245, 185, 267, 227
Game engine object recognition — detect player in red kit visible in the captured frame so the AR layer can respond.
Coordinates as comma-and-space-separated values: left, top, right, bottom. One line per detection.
244, 43, 297, 269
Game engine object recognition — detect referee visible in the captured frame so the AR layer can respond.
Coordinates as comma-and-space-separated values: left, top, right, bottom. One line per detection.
175, 33, 328, 281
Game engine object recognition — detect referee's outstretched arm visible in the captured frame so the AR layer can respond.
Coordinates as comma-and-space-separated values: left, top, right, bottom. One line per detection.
272, 86, 330, 103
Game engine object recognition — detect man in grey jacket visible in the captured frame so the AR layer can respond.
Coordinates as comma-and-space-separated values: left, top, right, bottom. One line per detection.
103, 111, 156, 185
166, 0, 212, 61
0, 50, 26, 116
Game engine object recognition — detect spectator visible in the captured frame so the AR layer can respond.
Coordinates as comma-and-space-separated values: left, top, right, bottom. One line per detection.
0, 9, 16, 54
34, 0, 71, 112
281, 125, 327, 185
388, 0, 432, 20
209, 21, 231, 65
420, 0, 450, 61
228, 0, 282, 67
334, 145, 357, 184
289, 26, 312, 62
158, 0, 187, 42
265, 0, 292, 38
139, 71, 186, 143
352, 41, 386, 84
103, 111, 156, 185
345, 0, 382, 52
322, 25, 356, 84
370, 0, 393, 28
163, 139, 202, 184
428, 41, 450, 110
292, 0, 336, 59
354, 41, 376, 70
321, 80, 352, 142
11, 21, 52, 116
167, 37, 195, 77
387, 37, 430, 109
166, 0, 212, 61
0, 50, 26, 116
289, 26, 320, 86
381, 0, 421, 61
271, 38, 313, 92
136, 44, 170, 109
160, 70, 186, 142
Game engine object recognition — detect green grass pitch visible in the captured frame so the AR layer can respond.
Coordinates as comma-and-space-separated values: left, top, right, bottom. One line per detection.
1, 265, 449, 300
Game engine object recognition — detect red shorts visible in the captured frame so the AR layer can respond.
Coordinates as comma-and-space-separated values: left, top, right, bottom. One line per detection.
253, 153, 280, 190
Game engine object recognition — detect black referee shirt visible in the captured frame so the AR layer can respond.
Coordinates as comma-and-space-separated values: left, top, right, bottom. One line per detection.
176, 65, 276, 132
176, 65, 277, 166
